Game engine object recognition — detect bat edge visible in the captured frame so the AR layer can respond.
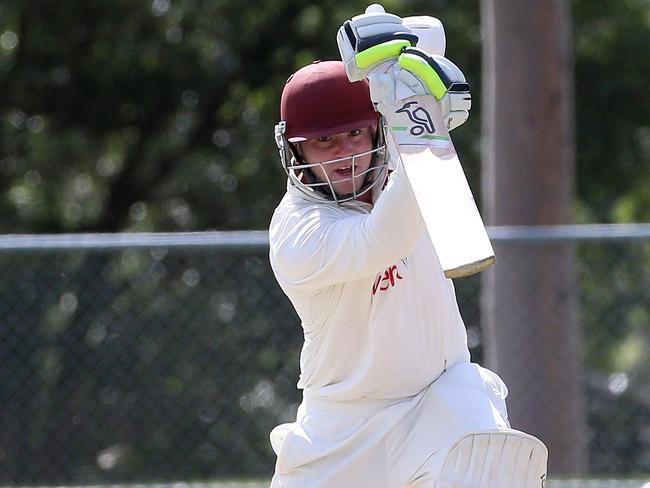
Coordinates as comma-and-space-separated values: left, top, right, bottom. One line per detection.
443, 255, 497, 279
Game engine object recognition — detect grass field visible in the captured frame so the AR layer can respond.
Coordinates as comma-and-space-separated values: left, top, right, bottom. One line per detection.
191, 480, 650, 488
205, 481, 650, 488
6, 480, 650, 488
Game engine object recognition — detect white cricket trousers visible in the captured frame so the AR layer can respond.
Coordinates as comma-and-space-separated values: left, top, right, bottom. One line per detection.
269, 362, 511, 488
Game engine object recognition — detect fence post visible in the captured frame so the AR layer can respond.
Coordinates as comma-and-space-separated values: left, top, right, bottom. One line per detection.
480, 0, 588, 474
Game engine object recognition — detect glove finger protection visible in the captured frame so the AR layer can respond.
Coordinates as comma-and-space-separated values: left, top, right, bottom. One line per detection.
402, 15, 446, 56
337, 3, 418, 82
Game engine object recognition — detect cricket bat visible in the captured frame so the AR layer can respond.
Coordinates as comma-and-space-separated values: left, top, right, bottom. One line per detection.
383, 94, 496, 278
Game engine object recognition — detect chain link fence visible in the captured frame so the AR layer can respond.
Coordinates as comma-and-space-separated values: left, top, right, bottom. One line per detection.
1, 226, 649, 485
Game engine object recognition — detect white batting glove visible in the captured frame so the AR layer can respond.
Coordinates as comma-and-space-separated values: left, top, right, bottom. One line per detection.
369, 48, 471, 131
398, 48, 471, 131
337, 4, 418, 82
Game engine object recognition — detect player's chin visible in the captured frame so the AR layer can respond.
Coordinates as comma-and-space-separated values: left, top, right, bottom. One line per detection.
333, 182, 364, 199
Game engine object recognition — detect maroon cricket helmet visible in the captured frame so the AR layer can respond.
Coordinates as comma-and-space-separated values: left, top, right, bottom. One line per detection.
280, 60, 380, 143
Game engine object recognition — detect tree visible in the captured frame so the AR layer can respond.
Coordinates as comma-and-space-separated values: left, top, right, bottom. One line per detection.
0, 0, 482, 234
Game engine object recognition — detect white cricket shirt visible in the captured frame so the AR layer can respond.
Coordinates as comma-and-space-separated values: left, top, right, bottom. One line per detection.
269, 159, 470, 402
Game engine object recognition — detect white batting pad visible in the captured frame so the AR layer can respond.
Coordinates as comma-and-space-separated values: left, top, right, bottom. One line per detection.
438, 429, 548, 488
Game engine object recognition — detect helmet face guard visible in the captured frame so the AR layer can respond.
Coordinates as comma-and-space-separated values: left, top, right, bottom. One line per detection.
274, 120, 388, 204
275, 60, 388, 204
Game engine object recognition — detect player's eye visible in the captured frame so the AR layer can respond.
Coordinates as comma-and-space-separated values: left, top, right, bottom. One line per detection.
349, 129, 362, 137
316, 135, 332, 143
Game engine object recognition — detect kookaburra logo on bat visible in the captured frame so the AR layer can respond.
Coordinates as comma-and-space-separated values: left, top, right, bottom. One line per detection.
396, 101, 435, 136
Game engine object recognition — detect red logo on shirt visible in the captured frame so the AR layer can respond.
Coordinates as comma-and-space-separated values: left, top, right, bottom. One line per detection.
372, 261, 406, 295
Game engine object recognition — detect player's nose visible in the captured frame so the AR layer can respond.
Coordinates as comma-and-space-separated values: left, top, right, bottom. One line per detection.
331, 136, 356, 158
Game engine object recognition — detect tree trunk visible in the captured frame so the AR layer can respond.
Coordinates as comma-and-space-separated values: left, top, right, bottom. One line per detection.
479, 0, 587, 475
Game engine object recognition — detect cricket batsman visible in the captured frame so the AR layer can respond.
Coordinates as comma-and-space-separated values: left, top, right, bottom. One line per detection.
268, 4, 548, 487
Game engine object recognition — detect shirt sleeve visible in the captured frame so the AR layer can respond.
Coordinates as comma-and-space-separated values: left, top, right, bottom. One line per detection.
270, 161, 426, 290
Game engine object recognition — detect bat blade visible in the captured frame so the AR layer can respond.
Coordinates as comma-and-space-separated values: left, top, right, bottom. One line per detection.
383, 95, 495, 278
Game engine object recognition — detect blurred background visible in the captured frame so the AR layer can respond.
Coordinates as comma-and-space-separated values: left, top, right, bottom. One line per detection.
0, 0, 648, 486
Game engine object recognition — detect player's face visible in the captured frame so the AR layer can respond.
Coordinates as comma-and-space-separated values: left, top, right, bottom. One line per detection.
297, 125, 376, 200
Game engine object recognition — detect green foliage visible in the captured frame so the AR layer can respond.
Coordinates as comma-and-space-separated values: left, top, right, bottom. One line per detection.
0, 0, 481, 232
1, 1, 647, 231
573, 0, 650, 222
0, 248, 303, 483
